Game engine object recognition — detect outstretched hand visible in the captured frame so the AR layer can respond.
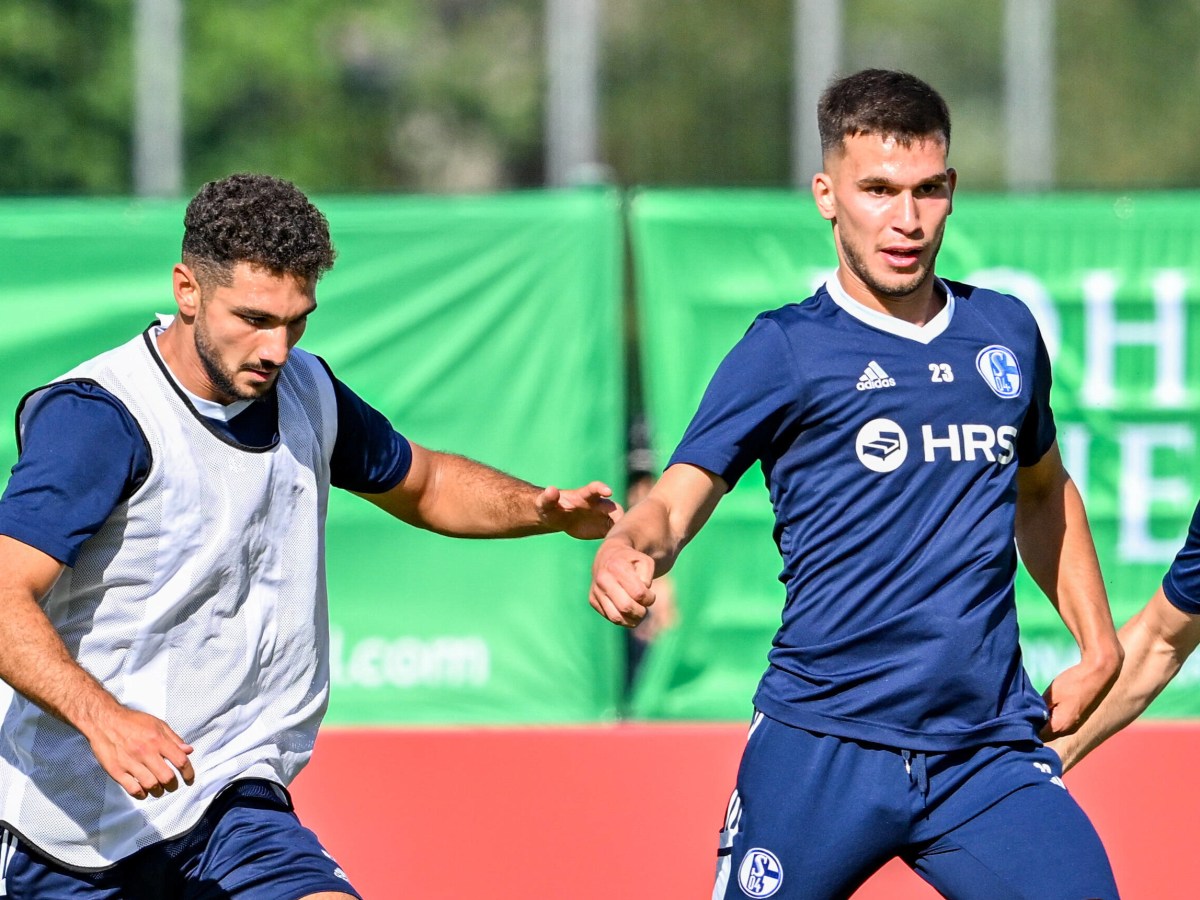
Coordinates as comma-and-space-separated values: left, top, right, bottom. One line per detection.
536, 481, 623, 540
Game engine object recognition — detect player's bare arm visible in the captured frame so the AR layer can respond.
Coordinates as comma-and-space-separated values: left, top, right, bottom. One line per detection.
356, 440, 621, 539
0, 535, 195, 800
1051, 588, 1200, 772
1014, 442, 1123, 740
590, 463, 726, 628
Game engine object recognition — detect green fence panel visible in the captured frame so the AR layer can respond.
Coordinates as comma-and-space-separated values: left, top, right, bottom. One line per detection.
629, 189, 1200, 719
0, 190, 625, 725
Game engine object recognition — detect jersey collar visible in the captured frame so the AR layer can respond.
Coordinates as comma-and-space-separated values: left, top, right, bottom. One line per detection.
824, 275, 956, 345
149, 315, 255, 422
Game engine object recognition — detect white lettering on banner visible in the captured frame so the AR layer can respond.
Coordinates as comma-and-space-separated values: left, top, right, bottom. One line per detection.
329, 627, 491, 690
1025, 637, 1200, 693
1058, 424, 1091, 501
1117, 425, 1195, 563
1081, 269, 1187, 409
1021, 639, 1081, 689
1173, 651, 1200, 687
967, 267, 1062, 362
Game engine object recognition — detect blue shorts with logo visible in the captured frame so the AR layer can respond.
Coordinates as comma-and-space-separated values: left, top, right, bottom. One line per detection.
714, 711, 1118, 900
0, 780, 362, 900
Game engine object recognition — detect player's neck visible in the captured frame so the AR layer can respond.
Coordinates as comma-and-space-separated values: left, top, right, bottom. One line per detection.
834, 269, 945, 327
155, 321, 236, 405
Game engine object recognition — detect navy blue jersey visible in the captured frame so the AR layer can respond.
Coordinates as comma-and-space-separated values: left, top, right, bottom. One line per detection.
0, 360, 411, 567
1163, 497, 1200, 613
670, 278, 1056, 751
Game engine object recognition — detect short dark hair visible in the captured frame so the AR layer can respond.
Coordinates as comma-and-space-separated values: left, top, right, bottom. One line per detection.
182, 173, 336, 289
817, 69, 951, 158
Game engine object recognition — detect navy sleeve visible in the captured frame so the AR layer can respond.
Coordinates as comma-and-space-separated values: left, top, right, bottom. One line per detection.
1016, 325, 1057, 467
667, 315, 799, 489
328, 373, 413, 494
0, 382, 150, 566
1163, 498, 1200, 614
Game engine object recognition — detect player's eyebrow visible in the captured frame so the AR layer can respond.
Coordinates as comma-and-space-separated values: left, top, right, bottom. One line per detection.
857, 172, 950, 189
231, 301, 317, 324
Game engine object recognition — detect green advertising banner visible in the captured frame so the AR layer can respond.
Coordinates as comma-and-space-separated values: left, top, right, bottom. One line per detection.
0, 190, 625, 725
629, 190, 1200, 720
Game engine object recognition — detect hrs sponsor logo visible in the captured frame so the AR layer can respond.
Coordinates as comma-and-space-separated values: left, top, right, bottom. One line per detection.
856, 418, 1019, 471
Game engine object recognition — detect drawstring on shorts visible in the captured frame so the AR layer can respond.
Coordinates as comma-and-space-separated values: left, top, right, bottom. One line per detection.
900, 748, 929, 805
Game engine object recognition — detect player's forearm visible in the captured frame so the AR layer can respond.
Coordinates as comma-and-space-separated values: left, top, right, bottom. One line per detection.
604, 496, 684, 576
1017, 477, 1121, 672
609, 463, 727, 576
0, 586, 124, 736
422, 452, 550, 536
1055, 611, 1180, 771
1058, 589, 1200, 771
370, 449, 550, 538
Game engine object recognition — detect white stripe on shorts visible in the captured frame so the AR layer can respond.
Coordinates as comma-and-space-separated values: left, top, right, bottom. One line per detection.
0, 828, 17, 896
713, 788, 742, 900
714, 714, 761, 899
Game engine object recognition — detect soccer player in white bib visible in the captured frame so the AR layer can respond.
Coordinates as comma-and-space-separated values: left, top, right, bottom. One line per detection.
0, 174, 620, 898
590, 70, 1123, 899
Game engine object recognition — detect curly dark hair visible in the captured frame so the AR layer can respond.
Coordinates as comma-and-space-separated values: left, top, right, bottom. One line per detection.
182, 173, 336, 288
818, 69, 951, 158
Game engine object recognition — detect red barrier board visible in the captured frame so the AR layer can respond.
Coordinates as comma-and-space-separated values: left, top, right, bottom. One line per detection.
290, 722, 1200, 899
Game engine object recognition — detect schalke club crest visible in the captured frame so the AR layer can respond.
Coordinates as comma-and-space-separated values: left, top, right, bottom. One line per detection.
975, 345, 1022, 398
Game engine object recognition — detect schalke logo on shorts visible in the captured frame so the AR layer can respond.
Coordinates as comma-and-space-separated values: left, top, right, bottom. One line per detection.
738, 847, 783, 897
975, 345, 1022, 398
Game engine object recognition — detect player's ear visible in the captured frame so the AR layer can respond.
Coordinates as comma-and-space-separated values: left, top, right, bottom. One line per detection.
812, 171, 836, 222
173, 264, 201, 318
947, 167, 958, 215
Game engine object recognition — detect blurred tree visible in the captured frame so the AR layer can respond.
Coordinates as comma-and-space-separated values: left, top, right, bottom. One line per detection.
2, 0, 1200, 194
844, 0, 1005, 189
0, 0, 546, 194
602, 0, 792, 187
185, 0, 543, 192
1058, 0, 1200, 190
0, 0, 132, 192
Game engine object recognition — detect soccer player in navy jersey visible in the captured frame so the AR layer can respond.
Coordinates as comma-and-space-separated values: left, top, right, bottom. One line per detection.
1051, 497, 1200, 772
0, 173, 620, 898
590, 70, 1123, 899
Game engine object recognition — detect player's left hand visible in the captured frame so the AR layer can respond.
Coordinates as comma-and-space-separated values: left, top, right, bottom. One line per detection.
536, 481, 623, 539
1039, 658, 1120, 741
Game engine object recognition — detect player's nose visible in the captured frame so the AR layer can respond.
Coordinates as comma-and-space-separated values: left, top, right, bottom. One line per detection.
258, 326, 290, 367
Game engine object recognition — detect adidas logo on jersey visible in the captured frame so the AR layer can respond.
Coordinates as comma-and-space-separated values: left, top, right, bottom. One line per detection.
856, 361, 896, 391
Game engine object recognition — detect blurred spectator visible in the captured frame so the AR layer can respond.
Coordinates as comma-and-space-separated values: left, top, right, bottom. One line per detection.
622, 415, 678, 706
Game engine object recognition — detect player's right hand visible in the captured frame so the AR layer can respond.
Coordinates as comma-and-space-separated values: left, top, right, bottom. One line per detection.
590, 538, 657, 628
84, 705, 195, 800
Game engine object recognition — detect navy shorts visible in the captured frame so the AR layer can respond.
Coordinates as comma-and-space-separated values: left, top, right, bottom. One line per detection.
0, 780, 362, 900
714, 711, 1118, 900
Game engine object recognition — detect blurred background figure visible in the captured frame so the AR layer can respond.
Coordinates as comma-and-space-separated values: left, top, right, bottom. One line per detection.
622, 413, 679, 707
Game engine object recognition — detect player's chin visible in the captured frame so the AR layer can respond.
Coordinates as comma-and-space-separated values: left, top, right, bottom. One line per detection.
883, 269, 932, 297
237, 373, 278, 397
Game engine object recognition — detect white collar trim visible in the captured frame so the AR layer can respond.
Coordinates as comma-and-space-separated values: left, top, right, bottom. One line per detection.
824, 275, 955, 345
150, 318, 254, 422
